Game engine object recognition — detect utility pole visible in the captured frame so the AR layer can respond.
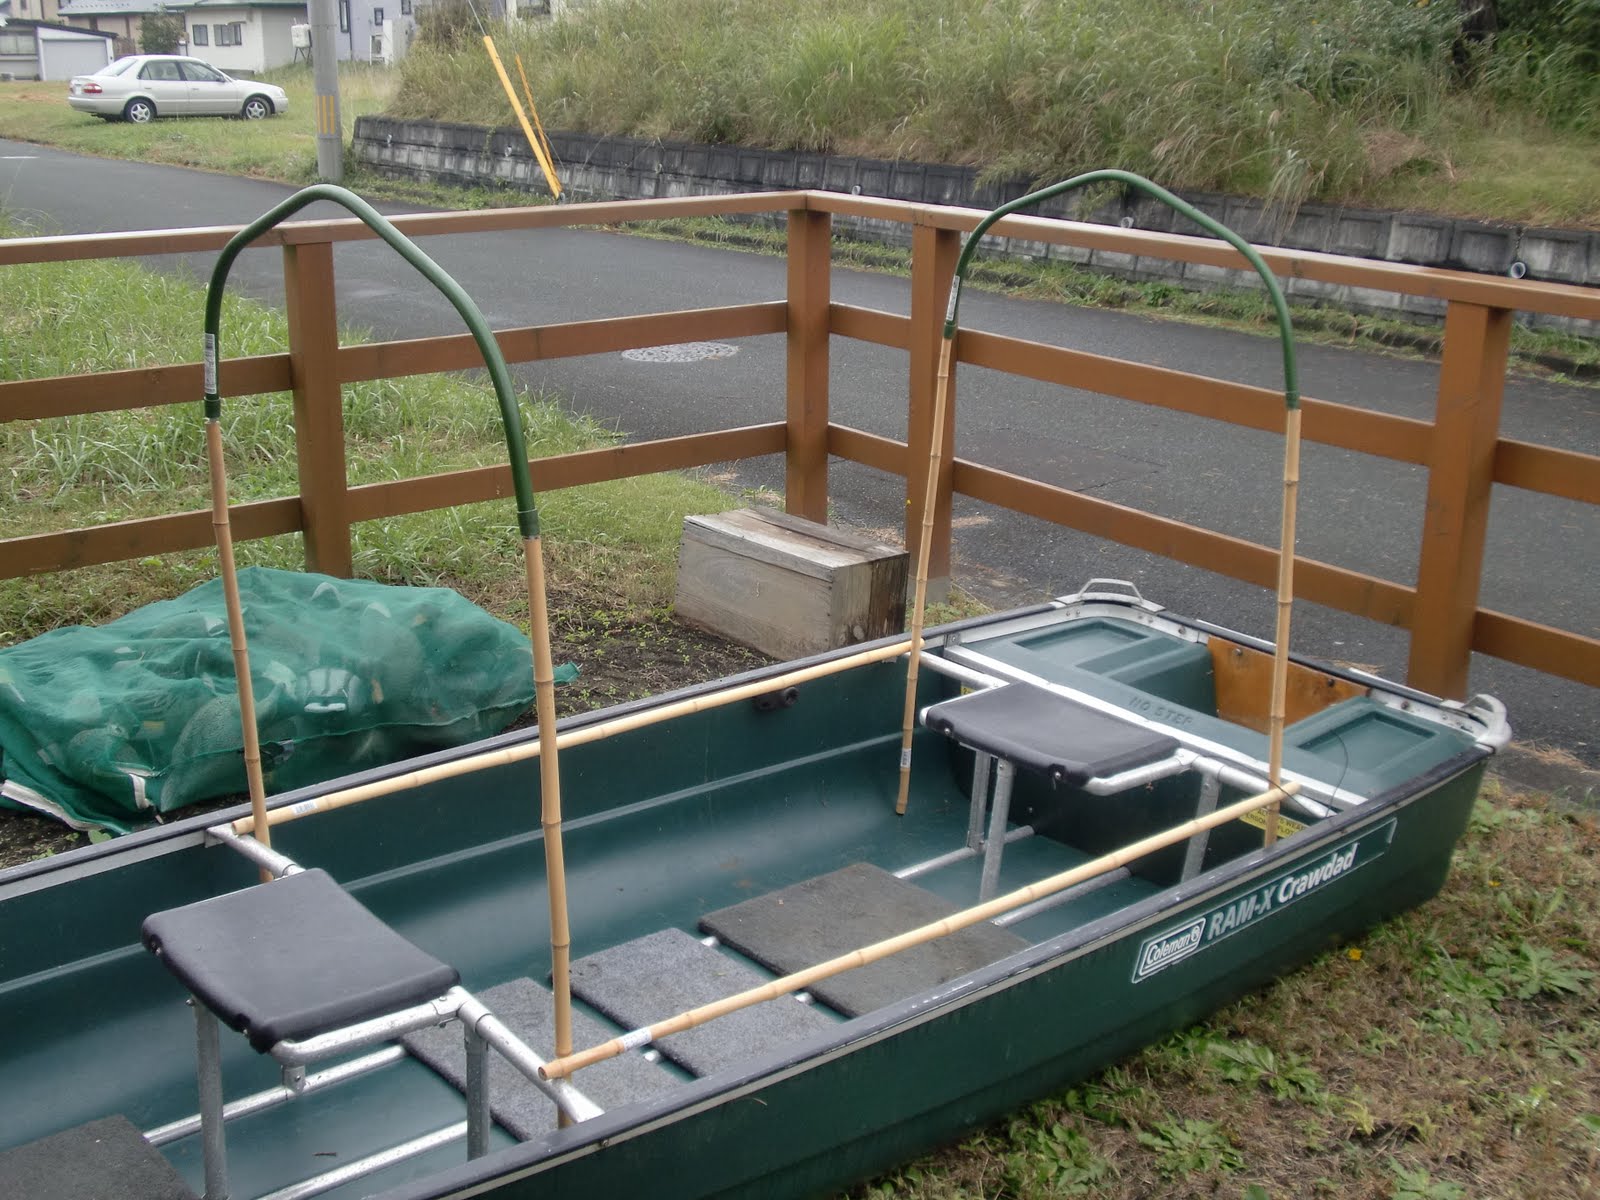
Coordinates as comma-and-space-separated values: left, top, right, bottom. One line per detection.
309, 0, 343, 182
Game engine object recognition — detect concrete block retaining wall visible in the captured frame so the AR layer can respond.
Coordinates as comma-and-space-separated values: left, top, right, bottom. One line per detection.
353, 116, 1598, 336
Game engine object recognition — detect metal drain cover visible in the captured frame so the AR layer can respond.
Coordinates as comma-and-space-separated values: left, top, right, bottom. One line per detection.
621, 342, 740, 364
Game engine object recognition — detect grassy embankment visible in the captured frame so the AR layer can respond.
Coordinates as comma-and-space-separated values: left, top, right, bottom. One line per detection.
389, 0, 1600, 229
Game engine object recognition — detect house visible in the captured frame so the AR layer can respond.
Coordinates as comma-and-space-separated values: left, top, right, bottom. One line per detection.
181, 0, 310, 74
50, 0, 425, 68
0, 16, 116, 79
52, 0, 172, 56
0, 0, 69, 26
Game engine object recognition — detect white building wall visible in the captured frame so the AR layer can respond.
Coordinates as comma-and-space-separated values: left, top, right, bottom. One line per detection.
256, 8, 301, 69
186, 7, 256, 73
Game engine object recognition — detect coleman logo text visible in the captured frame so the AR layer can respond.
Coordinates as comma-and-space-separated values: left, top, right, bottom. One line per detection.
1131, 820, 1394, 983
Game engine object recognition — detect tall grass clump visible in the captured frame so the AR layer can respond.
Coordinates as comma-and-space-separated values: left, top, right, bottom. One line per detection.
391, 0, 1496, 211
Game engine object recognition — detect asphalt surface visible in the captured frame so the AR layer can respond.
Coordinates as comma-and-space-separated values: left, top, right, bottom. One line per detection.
3, 140, 1596, 765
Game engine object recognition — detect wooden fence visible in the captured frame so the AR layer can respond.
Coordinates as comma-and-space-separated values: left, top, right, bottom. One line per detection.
2, 190, 1597, 700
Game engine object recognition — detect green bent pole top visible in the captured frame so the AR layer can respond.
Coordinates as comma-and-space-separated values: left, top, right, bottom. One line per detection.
943, 169, 1299, 412
201, 183, 542, 538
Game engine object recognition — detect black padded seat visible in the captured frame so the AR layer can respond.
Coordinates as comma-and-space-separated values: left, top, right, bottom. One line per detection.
142, 868, 459, 1053
923, 682, 1180, 786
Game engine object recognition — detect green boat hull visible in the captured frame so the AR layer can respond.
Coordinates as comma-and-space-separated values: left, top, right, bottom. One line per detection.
0, 595, 1500, 1200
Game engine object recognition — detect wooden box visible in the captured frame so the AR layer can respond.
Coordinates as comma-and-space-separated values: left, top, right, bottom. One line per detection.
675, 508, 908, 659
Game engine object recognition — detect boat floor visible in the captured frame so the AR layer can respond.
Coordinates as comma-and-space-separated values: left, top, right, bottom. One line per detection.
16, 743, 1162, 1198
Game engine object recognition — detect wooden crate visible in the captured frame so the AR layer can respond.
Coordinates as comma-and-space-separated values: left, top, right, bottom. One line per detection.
675, 509, 908, 659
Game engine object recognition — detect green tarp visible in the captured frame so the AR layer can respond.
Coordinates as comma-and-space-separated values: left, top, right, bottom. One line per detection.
0, 568, 568, 833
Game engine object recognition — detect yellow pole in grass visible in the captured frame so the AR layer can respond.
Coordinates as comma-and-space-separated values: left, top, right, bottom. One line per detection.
484, 36, 562, 199
514, 54, 557, 173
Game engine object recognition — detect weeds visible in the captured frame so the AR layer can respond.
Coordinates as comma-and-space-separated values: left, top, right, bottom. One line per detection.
380, 0, 1600, 226
1137, 1118, 1244, 1177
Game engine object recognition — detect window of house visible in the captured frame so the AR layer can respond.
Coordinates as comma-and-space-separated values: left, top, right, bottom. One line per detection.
373, 7, 384, 24
190, 23, 208, 46
401, 0, 412, 13
0, 32, 31, 54
214, 22, 244, 46
338, 1, 350, 32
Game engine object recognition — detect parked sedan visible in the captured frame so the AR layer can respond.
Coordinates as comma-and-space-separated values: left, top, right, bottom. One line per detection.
67, 55, 289, 123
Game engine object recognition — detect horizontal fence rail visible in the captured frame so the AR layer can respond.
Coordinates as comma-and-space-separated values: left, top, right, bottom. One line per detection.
2, 189, 1597, 699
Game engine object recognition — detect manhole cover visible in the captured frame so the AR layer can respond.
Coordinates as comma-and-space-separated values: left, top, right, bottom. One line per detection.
621, 342, 740, 364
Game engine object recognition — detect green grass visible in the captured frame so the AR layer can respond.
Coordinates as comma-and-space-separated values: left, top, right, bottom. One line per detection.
855, 781, 1600, 1199
0, 233, 739, 645
389, 0, 1600, 227
0, 63, 396, 185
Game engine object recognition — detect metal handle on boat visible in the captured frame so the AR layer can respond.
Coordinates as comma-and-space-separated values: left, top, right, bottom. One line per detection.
942, 169, 1299, 414
199, 184, 580, 1071
1459, 693, 1513, 751
201, 184, 541, 536
937, 170, 1304, 845
1065, 578, 1159, 609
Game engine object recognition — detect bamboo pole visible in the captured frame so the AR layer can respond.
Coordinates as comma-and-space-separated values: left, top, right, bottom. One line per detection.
895, 337, 956, 816
483, 36, 561, 199
206, 419, 272, 881
197, 185, 577, 1128
227, 636, 917, 837
1263, 406, 1303, 847
899, 169, 1304, 841
525, 540, 572, 1066
514, 54, 557, 172
540, 781, 1298, 1081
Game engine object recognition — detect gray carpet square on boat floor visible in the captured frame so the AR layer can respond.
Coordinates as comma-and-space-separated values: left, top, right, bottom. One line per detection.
570, 927, 835, 1077
0, 1114, 197, 1200
402, 977, 679, 1140
700, 862, 1030, 1018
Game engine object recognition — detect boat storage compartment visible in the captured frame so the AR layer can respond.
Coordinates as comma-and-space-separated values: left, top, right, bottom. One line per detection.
969, 616, 1217, 713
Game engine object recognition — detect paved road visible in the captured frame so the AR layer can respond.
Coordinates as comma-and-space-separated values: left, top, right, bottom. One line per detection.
3, 142, 1596, 764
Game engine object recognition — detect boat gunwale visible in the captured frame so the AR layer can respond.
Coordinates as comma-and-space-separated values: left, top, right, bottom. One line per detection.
373, 753, 1488, 1200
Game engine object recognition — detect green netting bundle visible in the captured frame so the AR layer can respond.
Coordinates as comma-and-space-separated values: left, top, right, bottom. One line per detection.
0, 567, 570, 833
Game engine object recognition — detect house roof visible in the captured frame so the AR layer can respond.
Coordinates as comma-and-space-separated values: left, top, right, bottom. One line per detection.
0, 16, 119, 36
54, 0, 308, 13
54, 0, 178, 13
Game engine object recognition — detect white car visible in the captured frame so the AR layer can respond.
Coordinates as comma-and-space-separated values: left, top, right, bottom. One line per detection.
67, 55, 289, 123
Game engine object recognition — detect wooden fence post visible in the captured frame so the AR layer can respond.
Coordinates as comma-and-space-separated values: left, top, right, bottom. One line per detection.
785, 207, 831, 524
283, 239, 353, 578
1407, 300, 1512, 697
906, 223, 960, 595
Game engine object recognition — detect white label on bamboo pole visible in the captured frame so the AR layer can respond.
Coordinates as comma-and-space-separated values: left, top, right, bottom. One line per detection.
204, 334, 217, 396
617, 1028, 653, 1052
900, 749, 912, 770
